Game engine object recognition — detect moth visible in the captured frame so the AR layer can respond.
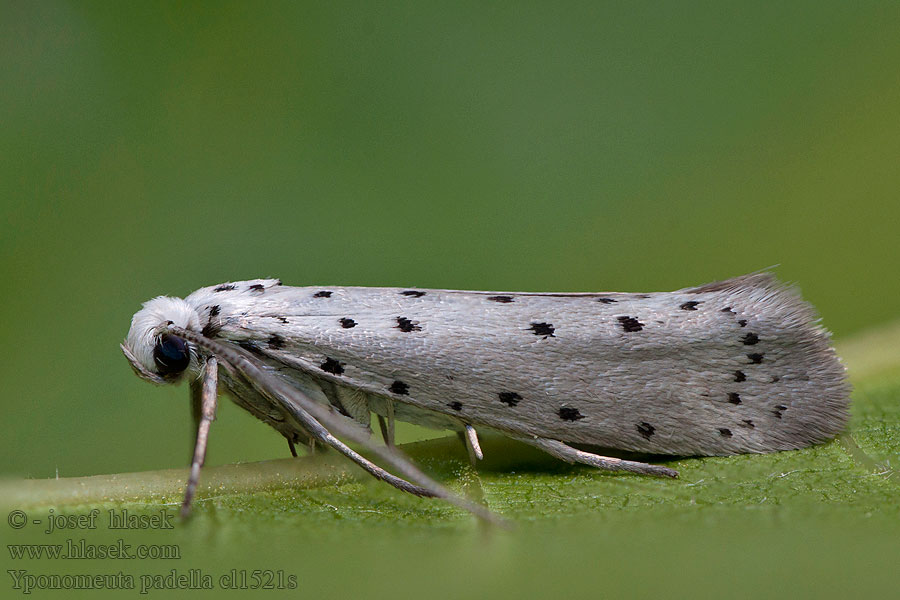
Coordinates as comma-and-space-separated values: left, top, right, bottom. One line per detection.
121, 272, 850, 522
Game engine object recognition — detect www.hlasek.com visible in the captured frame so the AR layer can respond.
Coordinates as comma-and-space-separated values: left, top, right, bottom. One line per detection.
8, 538, 180, 560
8, 569, 298, 594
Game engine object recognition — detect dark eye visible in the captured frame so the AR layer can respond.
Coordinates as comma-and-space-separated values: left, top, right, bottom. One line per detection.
153, 334, 191, 376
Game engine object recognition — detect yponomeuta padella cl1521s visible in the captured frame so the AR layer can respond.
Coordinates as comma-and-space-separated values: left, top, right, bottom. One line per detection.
121, 272, 850, 523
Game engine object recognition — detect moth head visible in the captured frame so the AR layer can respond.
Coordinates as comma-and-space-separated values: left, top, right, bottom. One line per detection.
121, 296, 202, 384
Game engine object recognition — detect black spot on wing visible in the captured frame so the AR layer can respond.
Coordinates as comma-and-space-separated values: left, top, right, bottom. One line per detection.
448, 401, 463, 411
772, 404, 787, 419
214, 284, 235, 292
498, 392, 522, 407
400, 290, 426, 297
742, 333, 760, 345
596, 298, 617, 304
719, 428, 733, 437
721, 306, 734, 314
201, 321, 221, 337
320, 357, 345, 375
274, 316, 289, 324
488, 295, 514, 303
202, 306, 223, 337
727, 392, 742, 405
268, 335, 285, 349
558, 407, 584, 421
738, 319, 748, 327
617, 316, 644, 332
389, 380, 409, 395
339, 318, 357, 329
741, 420, 755, 428
248, 284, 265, 292
313, 290, 333, 298
637, 422, 655, 438
396, 317, 422, 332
680, 301, 701, 311
747, 353, 764, 364
529, 322, 555, 337
734, 370, 746, 382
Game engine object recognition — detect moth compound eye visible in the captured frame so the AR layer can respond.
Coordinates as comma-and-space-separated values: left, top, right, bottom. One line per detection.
153, 334, 190, 376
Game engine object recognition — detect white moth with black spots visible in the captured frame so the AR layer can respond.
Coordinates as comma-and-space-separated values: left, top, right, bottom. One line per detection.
121, 272, 850, 523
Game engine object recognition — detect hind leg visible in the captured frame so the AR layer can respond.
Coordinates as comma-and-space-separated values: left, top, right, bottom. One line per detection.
509, 435, 678, 478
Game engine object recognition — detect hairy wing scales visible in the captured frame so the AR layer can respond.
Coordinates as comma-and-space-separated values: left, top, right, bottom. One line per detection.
187, 274, 849, 456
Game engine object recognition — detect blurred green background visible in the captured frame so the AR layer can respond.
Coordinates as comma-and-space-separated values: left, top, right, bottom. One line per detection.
2, 2, 899, 598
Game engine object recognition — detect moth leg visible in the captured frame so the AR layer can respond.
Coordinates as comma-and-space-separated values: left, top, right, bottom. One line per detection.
286, 430, 320, 457
511, 435, 678, 478
171, 326, 505, 526
455, 427, 487, 506
189, 372, 203, 459
376, 398, 396, 447
459, 424, 484, 465
222, 364, 427, 494
378, 417, 391, 446
182, 357, 218, 518
215, 356, 431, 495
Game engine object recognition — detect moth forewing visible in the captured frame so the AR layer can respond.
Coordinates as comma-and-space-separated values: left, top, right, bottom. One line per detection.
122, 273, 850, 521
203, 273, 848, 456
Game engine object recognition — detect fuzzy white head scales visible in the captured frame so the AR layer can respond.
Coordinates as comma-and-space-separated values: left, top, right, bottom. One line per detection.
122, 296, 201, 383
